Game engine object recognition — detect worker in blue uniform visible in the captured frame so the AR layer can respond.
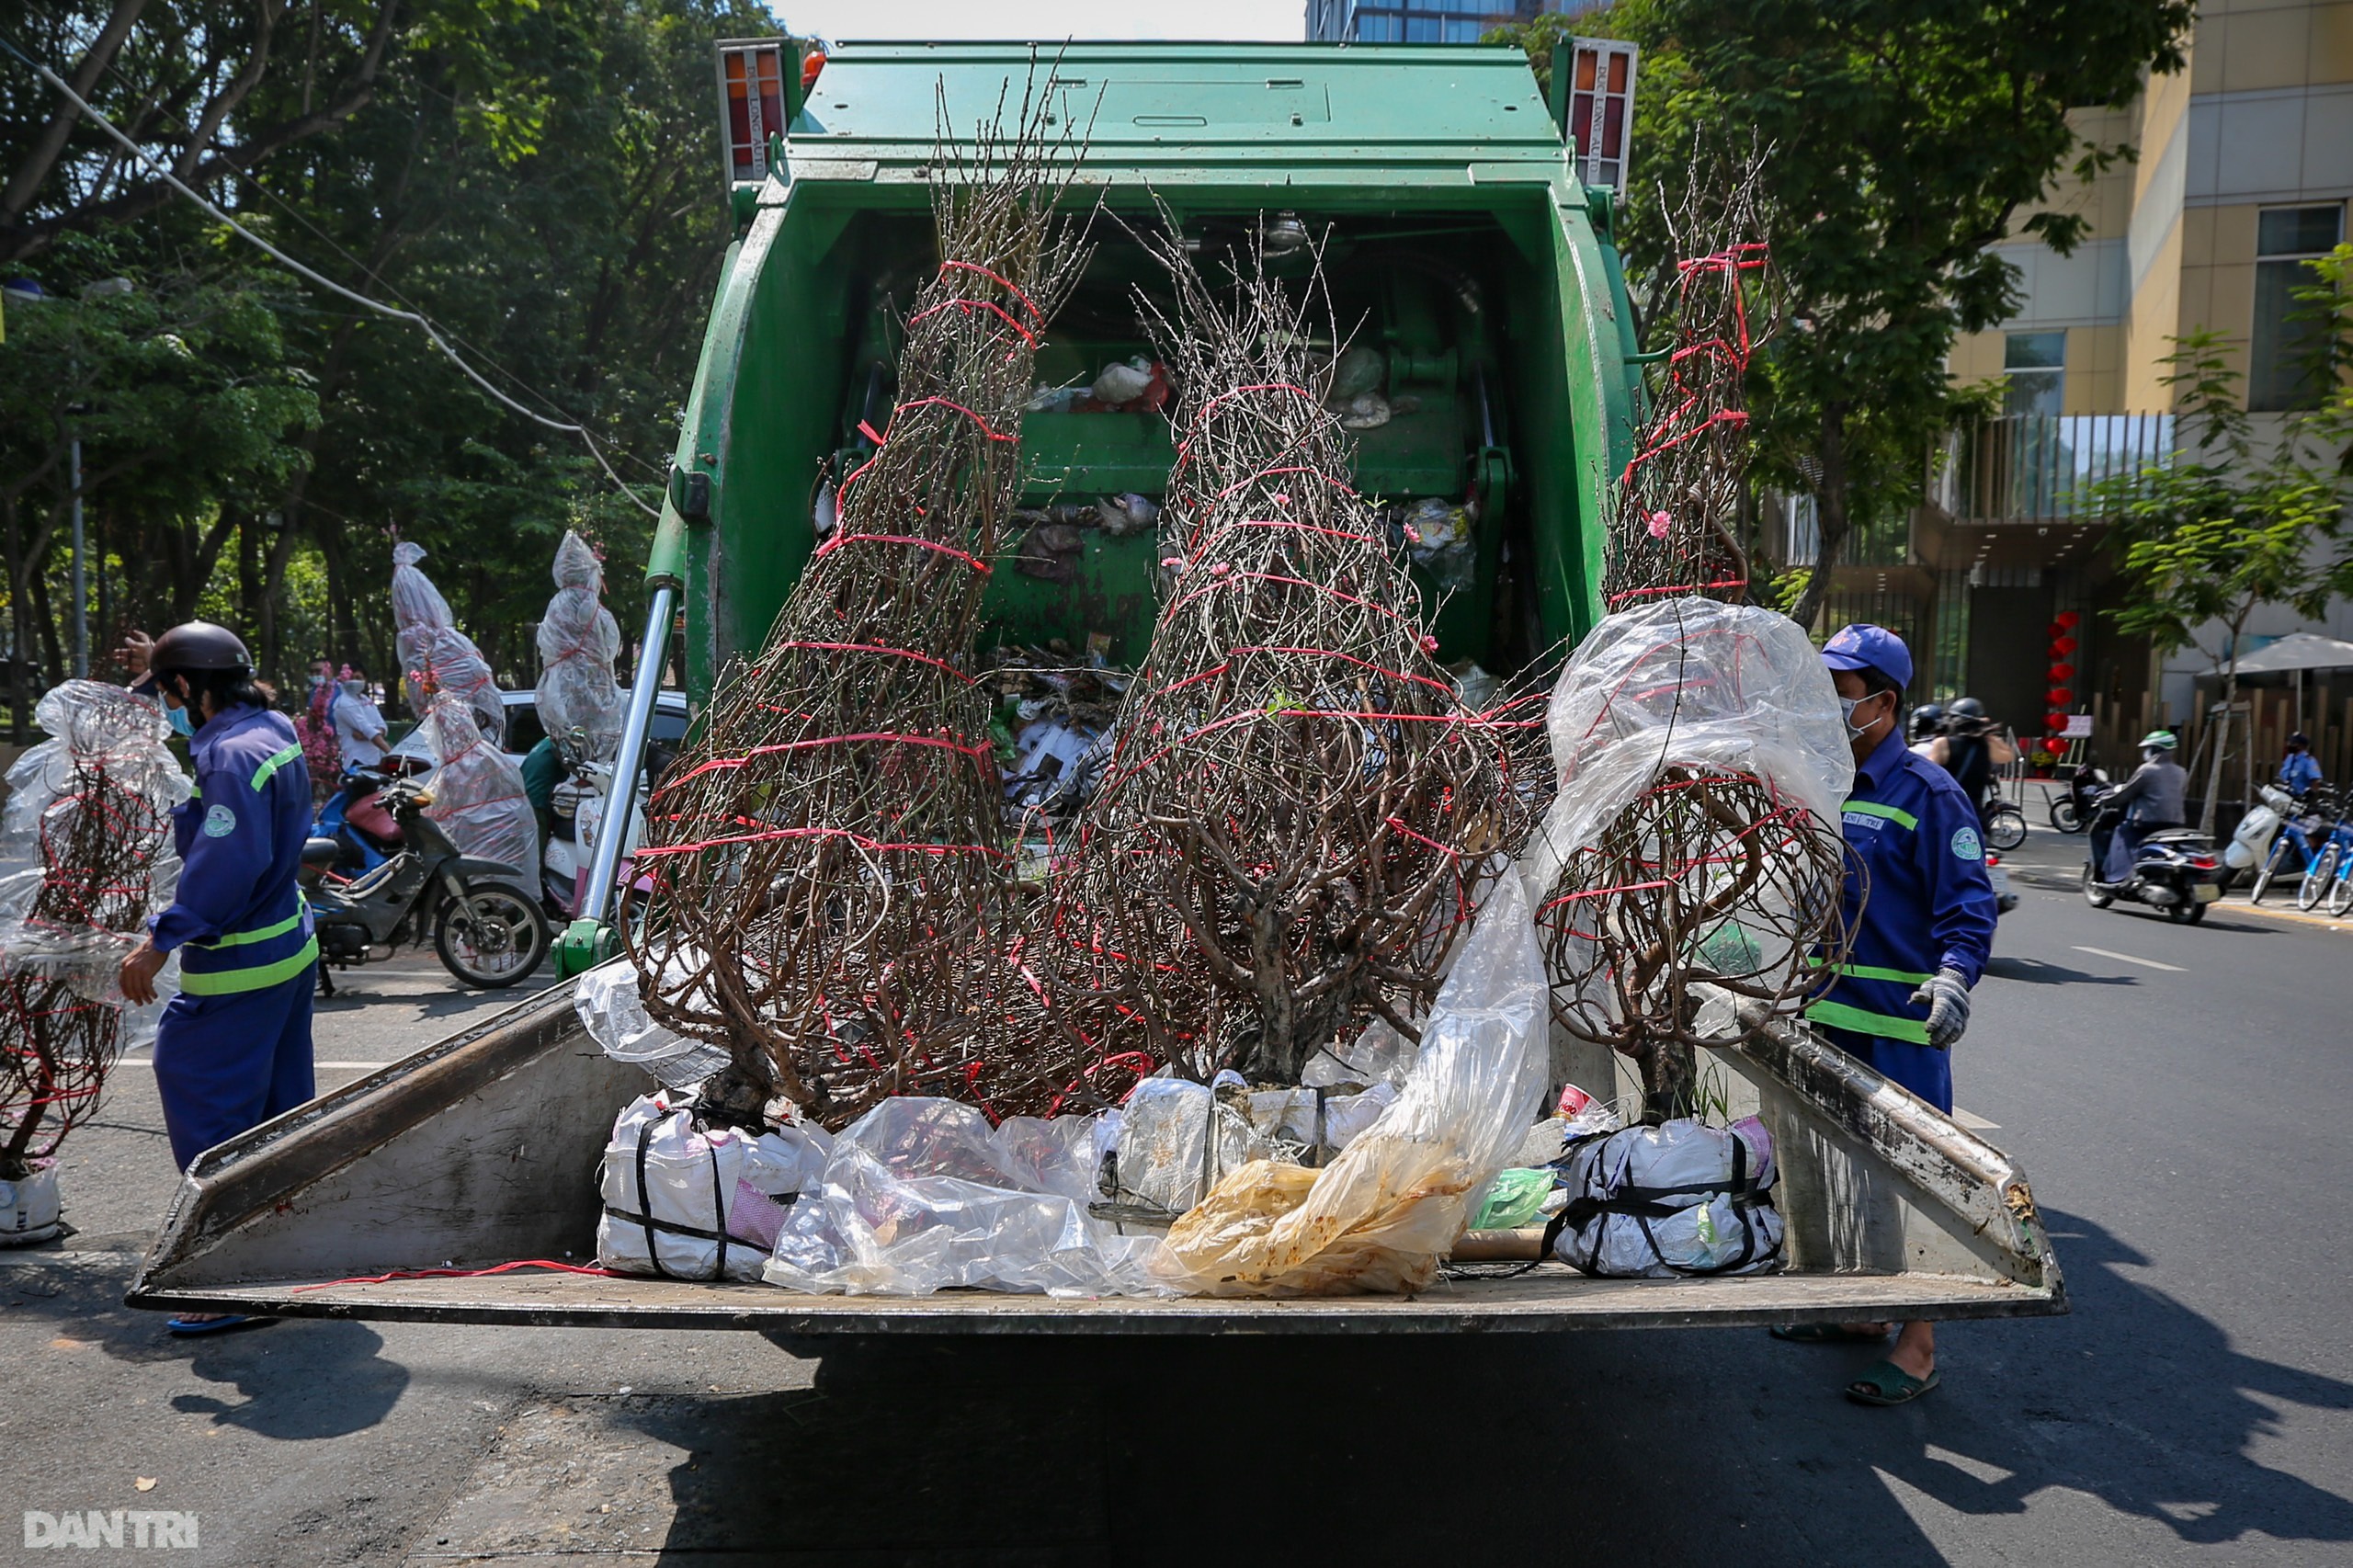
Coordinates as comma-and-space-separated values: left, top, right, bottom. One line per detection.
1773, 622, 1998, 1407
117, 622, 318, 1335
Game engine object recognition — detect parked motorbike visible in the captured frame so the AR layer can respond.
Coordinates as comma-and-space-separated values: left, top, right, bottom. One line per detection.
2082, 808, 2225, 923
2049, 765, 2110, 835
300, 774, 551, 992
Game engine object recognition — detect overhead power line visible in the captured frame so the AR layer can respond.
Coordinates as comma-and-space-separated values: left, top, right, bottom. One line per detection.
1, 34, 664, 517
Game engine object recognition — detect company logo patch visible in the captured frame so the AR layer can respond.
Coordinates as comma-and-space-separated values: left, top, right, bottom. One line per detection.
201, 803, 236, 839
1951, 824, 1983, 862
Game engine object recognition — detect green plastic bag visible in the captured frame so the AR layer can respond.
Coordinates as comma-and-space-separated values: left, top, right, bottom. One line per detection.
1472, 1166, 1554, 1231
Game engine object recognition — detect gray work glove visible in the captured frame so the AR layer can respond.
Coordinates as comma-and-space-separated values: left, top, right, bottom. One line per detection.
1907, 967, 1972, 1051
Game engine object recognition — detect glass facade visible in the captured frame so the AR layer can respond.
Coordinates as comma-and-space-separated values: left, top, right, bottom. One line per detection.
1309, 1, 1607, 45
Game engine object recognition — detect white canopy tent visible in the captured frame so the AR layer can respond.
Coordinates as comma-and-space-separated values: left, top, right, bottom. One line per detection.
2219, 632, 2353, 676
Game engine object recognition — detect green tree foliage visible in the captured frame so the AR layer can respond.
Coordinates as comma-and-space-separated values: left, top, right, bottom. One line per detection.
2097, 330, 2353, 831
1, 0, 771, 733
1489, 0, 2196, 629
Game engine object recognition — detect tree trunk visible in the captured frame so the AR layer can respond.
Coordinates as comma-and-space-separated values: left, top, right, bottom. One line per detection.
2202, 654, 2240, 838
1785, 403, 1851, 632
28, 567, 63, 693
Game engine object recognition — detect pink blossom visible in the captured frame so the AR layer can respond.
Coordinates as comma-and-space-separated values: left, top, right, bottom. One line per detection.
1647, 510, 1673, 540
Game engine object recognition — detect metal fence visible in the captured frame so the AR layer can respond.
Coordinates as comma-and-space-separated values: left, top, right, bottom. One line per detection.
1933, 414, 2177, 525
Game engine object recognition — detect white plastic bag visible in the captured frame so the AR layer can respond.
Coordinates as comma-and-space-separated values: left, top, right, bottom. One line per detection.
1551, 1117, 1785, 1278
596, 1095, 832, 1281
418, 696, 537, 874
534, 530, 622, 763
1153, 869, 1552, 1296
392, 542, 505, 745
574, 959, 731, 1090
1521, 598, 1851, 903
763, 1097, 1168, 1298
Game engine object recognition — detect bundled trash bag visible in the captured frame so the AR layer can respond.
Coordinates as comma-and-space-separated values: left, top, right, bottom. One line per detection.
416, 696, 536, 874
1153, 871, 1552, 1296
763, 1096, 1167, 1298
1549, 1117, 1785, 1278
391, 542, 504, 745
535, 530, 622, 763
597, 1095, 834, 1280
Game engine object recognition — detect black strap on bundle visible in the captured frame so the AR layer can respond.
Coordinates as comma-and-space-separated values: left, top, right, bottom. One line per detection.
614, 1112, 730, 1281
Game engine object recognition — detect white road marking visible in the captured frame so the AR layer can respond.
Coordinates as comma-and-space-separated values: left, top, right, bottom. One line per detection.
1951, 1108, 2000, 1131
2071, 945, 2186, 973
114, 1058, 393, 1071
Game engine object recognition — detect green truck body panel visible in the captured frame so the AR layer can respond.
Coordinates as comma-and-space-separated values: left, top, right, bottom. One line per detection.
658, 40, 1639, 702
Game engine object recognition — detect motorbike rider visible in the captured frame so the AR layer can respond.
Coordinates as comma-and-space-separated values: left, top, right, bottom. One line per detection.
330, 664, 390, 772
2280, 732, 2322, 797
1938, 697, 2018, 825
2094, 731, 2188, 883
116, 623, 318, 1334
1776, 624, 1997, 1407
1907, 701, 1947, 756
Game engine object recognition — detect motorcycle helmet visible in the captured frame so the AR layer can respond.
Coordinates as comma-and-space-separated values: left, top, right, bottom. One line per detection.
2138, 730, 2177, 751
1909, 701, 1946, 743
1947, 696, 1986, 720
149, 620, 252, 676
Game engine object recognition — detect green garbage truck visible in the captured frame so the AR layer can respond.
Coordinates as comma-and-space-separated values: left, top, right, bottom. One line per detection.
128, 40, 2063, 1335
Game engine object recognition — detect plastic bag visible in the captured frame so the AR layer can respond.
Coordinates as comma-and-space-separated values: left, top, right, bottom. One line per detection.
1153, 870, 1552, 1296
392, 542, 504, 745
1108, 1078, 1260, 1216
534, 530, 622, 763
1551, 1117, 1784, 1278
417, 696, 536, 874
1472, 1166, 1556, 1231
763, 1097, 1168, 1298
1522, 599, 1851, 903
596, 1095, 833, 1281
574, 959, 731, 1090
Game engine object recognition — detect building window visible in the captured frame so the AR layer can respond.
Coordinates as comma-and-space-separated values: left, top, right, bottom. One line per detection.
2251, 204, 2345, 413
2003, 331, 2066, 417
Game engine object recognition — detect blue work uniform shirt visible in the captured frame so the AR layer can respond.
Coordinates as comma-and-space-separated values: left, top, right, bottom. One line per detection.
1806, 727, 1998, 1052
2281, 752, 2323, 795
148, 703, 318, 994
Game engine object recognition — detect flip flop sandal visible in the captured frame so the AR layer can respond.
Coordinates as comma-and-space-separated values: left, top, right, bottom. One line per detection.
165, 1313, 270, 1337
1845, 1358, 1939, 1406
1771, 1324, 1890, 1344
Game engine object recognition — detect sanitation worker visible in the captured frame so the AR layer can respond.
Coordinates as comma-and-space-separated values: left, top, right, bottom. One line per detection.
116, 622, 318, 1335
1773, 623, 1998, 1406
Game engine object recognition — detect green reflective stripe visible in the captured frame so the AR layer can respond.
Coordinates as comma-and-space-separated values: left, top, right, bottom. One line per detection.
250, 742, 302, 791
1842, 800, 1917, 831
179, 937, 318, 995
188, 781, 200, 798
193, 896, 308, 950
1806, 955, 1934, 986
1803, 998, 1930, 1045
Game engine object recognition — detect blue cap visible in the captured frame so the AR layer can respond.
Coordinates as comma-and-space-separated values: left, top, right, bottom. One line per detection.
1821, 623, 1913, 690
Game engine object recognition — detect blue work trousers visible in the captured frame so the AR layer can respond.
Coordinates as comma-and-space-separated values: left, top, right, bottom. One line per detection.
1813, 1022, 1953, 1115
151, 968, 317, 1170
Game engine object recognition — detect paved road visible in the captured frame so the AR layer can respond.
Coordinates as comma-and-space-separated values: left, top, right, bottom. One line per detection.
5, 833, 2353, 1565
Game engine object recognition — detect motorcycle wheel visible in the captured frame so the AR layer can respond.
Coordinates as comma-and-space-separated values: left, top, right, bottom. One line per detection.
2050, 798, 2082, 834
1986, 806, 2028, 852
2298, 846, 2338, 912
2168, 899, 2206, 924
2081, 864, 2113, 909
434, 881, 551, 989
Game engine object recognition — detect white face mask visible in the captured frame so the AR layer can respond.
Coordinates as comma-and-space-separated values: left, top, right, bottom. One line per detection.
1840, 695, 1885, 740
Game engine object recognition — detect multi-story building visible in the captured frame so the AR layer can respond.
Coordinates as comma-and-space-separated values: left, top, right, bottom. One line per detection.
1779, 0, 2353, 782
1307, 1, 1608, 46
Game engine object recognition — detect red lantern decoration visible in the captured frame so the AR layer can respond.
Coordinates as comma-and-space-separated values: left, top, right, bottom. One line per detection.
2047, 710, 2071, 732
2048, 662, 2075, 682
2052, 636, 2078, 656
2048, 688, 2075, 708
2056, 610, 2080, 629
2047, 620, 2067, 640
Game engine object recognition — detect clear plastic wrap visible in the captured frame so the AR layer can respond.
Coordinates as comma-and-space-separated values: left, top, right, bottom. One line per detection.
391, 542, 505, 745
1153, 870, 1552, 1296
417, 696, 537, 874
762, 1097, 1168, 1298
534, 530, 622, 763
573, 958, 730, 1089
1520, 598, 1852, 902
